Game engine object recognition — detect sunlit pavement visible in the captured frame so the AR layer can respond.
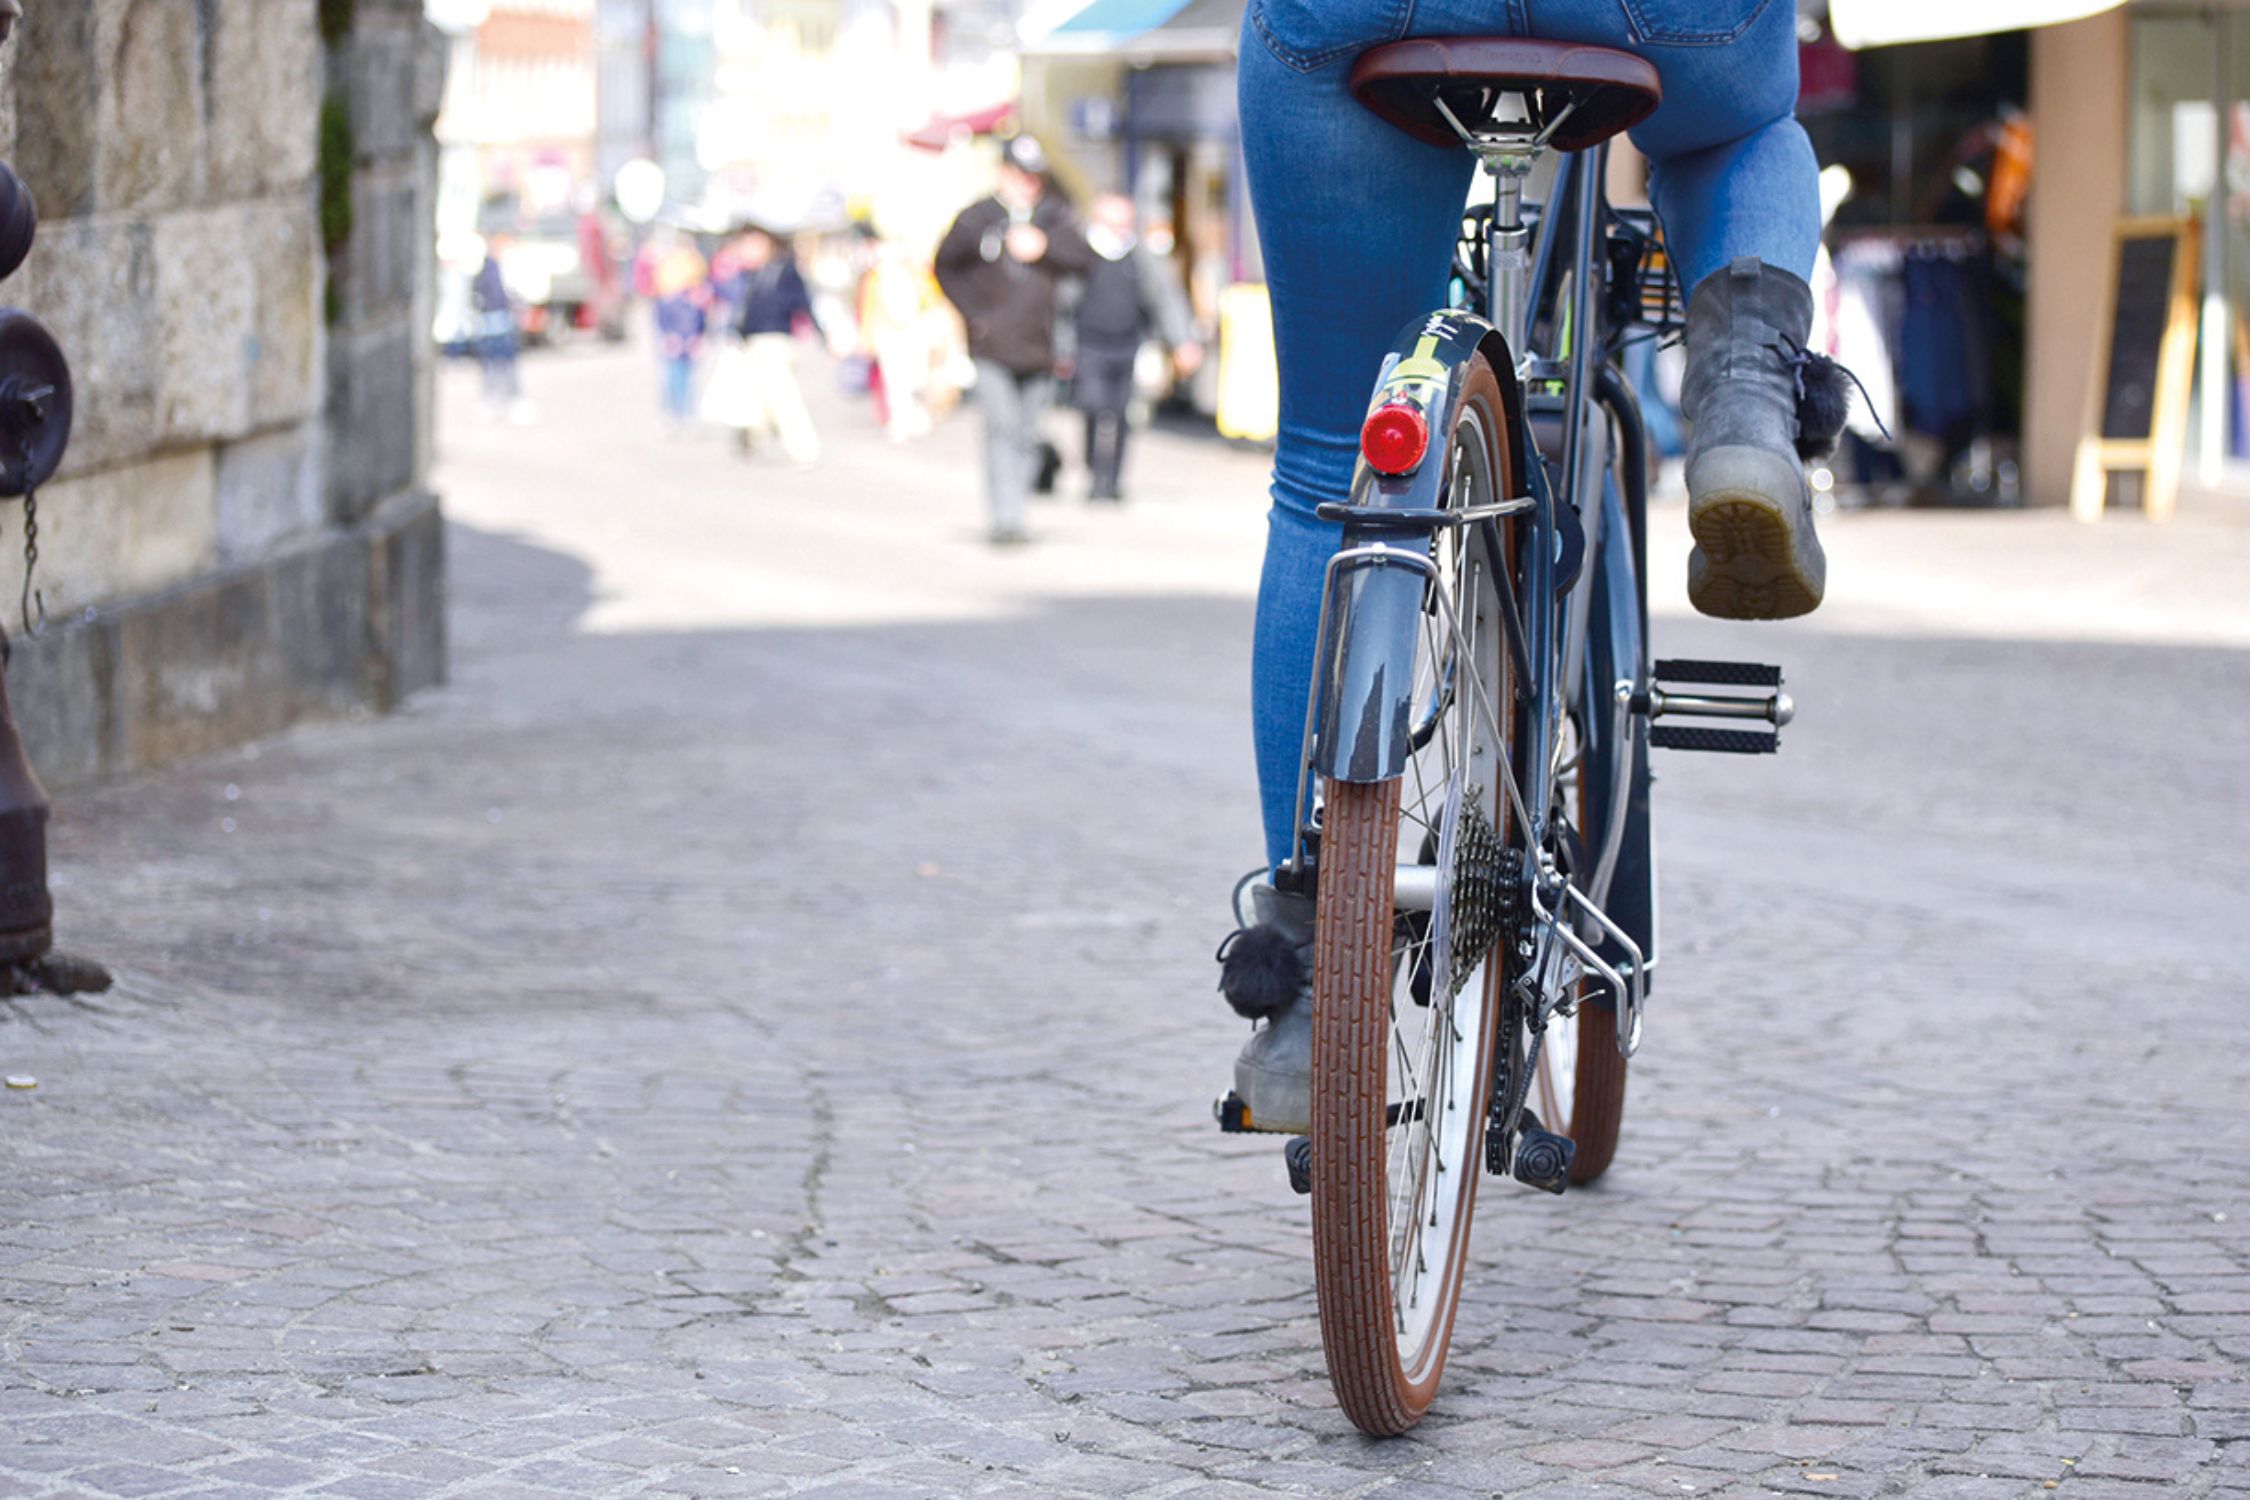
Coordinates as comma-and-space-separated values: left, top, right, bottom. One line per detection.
2, 336, 2246, 1497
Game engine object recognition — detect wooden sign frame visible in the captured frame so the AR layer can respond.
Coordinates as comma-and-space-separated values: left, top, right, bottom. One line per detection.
2071, 214, 2201, 522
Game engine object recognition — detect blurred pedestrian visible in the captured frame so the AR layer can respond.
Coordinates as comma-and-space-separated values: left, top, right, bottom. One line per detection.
731, 226, 822, 467
473, 235, 533, 424
651, 238, 709, 430
933, 135, 1091, 545
858, 235, 942, 441
1070, 194, 1203, 503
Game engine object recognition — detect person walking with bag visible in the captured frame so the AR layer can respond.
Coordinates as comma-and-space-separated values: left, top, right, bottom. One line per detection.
933, 136, 1091, 545
731, 226, 823, 467
1070, 194, 1203, 503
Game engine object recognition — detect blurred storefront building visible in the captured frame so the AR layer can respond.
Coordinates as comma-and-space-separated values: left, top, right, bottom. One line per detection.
433, 0, 597, 210
1009, 0, 2250, 513
1016, 0, 1260, 426
578, 1, 1023, 248
432, 1, 622, 341
1812, 0, 2250, 514
2028, 1, 2250, 512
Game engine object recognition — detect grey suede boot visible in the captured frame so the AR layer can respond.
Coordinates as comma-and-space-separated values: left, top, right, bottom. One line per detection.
1217, 880, 1313, 1136
1679, 257, 1850, 621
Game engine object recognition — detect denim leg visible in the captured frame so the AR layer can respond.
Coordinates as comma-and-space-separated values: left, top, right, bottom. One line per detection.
1513, 0, 1819, 289
664, 357, 695, 419
1240, 0, 1817, 869
1239, 17, 1476, 871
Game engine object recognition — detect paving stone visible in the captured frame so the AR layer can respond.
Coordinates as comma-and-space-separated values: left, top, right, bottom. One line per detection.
1, 347, 2245, 1497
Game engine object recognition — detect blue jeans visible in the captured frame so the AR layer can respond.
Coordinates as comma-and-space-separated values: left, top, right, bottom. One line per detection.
662, 355, 697, 421
1240, 0, 1819, 870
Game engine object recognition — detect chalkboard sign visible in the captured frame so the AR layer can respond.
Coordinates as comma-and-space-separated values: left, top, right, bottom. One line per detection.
2073, 216, 2199, 522
2098, 231, 2179, 442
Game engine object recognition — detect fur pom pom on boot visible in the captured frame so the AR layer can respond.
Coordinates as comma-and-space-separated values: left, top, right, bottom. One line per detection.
1215, 924, 1303, 1022
1788, 343, 1857, 461
1214, 878, 1315, 1135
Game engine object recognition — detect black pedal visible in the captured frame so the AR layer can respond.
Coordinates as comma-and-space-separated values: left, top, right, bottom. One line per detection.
1284, 1136, 1313, 1195
1643, 659, 1791, 754
1511, 1111, 1575, 1195
1214, 1091, 1251, 1133
1650, 724, 1778, 755
1653, 658, 1781, 687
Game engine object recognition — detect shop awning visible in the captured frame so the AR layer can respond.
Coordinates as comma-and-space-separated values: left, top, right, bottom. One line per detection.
1018, 0, 1242, 61
903, 101, 1017, 152
1827, 0, 2124, 49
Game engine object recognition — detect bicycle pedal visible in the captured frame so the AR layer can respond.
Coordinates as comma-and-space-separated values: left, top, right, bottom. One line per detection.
1284, 1135, 1313, 1195
1653, 657, 1780, 687
1637, 659, 1791, 754
1649, 724, 1778, 755
1214, 1091, 1252, 1133
1511, 1111, 1575, 1195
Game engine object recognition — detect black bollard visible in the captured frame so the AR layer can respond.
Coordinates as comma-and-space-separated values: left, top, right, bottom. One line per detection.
0, 78, 107, 998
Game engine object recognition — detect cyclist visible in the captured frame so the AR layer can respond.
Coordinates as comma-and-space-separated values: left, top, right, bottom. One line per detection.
1218, 0, 1853, 1133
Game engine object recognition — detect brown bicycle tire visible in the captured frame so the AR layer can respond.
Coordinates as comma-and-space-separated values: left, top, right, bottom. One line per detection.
1561, 764, 1630, 1185
1308, 353, 1514, 1437
1313, 777, 1501, 1435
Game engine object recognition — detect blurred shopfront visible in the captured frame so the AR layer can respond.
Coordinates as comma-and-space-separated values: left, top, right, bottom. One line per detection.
2012, 1, 2250, 513
1017, 0, 1265, 427
1782, 1, 2250, 514
1013, 0, 2250, 505
1797, 23, 2034, 506
2118, 5, 2250, 499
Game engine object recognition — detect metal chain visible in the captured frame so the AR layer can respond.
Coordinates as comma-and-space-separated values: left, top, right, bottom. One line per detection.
9, 411, 47, 638
19, 481, 41, 639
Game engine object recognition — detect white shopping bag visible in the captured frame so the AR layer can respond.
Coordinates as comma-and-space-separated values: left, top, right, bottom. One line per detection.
698, 341, 757, 428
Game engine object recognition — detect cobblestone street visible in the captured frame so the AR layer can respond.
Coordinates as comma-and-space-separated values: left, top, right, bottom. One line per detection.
3, 340, 2248, 1498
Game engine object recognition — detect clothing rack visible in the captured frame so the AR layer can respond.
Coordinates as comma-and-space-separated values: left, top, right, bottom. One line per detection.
1832, 224, 1988, 262
1820, 223, 2017, 504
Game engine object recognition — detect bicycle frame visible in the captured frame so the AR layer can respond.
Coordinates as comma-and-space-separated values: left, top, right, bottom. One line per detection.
1281, 138, 1659, 1046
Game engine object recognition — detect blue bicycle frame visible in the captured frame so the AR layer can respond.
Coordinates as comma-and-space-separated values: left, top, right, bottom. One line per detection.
1282, 140, 1660, 1048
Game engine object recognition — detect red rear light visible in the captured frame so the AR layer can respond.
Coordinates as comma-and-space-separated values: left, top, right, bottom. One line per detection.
1360, 403, 1429, 475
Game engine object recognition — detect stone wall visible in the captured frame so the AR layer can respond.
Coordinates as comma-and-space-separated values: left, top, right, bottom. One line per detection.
0, 0, 448, 788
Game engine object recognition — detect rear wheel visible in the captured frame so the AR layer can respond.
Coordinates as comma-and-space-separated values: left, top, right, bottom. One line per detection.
1526, 753, 1629, 1185
1310, 355, 1515, 1436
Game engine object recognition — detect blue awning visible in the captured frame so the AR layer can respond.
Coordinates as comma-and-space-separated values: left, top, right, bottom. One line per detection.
1048, 0, 1196, 38
1019, 0, 1240, 59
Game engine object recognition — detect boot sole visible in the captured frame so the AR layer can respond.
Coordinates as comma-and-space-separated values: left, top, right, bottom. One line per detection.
1685, 450, 1825, 622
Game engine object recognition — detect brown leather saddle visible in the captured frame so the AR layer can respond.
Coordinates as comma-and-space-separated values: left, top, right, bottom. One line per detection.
1351, 37, 1661, 152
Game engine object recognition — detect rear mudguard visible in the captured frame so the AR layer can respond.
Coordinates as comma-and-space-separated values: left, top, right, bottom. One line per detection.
1314, 310, 1528, 785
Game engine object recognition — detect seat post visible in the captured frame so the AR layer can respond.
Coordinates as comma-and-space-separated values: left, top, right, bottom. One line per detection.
1483, 153, 1536, 356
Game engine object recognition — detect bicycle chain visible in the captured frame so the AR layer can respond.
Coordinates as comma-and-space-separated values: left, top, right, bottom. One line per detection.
19, 479, 41, 638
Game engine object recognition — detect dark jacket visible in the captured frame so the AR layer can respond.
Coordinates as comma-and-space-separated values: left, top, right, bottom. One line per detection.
472, 256, 511, 316
738, 260, 815, 339
1074, 240, 1196, 354
933, 194, 1091, 375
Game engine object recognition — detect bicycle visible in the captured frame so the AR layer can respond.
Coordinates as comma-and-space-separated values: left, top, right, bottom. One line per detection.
1214, 38, 1796, 1435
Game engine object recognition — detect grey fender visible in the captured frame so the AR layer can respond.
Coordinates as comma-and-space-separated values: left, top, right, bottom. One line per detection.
1313, 310, 1525, 785
1314, 547, 1433, 783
